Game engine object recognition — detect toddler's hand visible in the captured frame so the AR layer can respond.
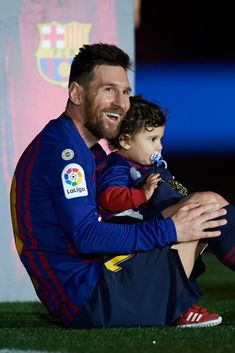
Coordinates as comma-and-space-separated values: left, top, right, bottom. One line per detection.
143, 173, 161, 200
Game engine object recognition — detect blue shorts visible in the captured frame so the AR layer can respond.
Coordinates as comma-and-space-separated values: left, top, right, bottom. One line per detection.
71, 246, 204, 328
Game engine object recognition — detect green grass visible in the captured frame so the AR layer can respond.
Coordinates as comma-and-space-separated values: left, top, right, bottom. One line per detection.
0, 253, 234, 353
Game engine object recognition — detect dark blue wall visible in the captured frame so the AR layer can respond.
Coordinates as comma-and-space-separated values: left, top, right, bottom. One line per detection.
136, 63, 235, 155
135, 63, 235, 204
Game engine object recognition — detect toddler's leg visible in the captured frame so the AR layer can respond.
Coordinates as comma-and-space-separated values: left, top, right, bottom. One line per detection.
172, 241, 207, 278
181, 193, 235, 271
161, 191, 228, 219
166, 191, 235, 272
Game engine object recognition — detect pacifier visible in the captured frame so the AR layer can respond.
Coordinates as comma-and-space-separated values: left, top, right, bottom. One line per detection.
150, 151, 167, 168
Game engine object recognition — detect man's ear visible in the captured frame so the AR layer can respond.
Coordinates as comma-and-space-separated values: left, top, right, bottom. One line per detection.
119, 134, 132, 150
68, 82, 82, 105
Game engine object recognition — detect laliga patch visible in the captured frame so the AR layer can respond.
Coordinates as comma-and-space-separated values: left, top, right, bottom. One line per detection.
61, 148, 74, 161
61, 163, 88, 199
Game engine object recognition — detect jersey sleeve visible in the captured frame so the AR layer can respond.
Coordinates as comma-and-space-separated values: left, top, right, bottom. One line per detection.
100, 186, 147, 212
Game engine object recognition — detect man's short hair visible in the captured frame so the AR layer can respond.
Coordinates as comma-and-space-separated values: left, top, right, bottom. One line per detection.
68, 43, 133, 86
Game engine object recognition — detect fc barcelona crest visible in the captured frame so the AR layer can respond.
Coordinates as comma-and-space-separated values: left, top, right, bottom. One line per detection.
35, 21, 92, 88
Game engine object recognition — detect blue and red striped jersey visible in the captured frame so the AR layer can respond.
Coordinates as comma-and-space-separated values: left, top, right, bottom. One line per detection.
10, 114, 177, 326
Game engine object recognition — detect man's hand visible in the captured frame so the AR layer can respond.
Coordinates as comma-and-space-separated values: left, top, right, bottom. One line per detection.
143, 173, 161, 200
171, 203, 227, 242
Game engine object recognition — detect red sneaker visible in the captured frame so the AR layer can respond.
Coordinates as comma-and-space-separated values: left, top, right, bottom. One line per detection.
176, 304, 222, 328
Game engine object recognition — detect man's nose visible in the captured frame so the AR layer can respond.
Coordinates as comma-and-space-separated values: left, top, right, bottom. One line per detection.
113, 91, 129, 110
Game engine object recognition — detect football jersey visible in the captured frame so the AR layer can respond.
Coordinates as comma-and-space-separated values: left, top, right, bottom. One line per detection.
10, 114, 177, 326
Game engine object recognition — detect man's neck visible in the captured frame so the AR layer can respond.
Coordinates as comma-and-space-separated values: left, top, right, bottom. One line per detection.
64, 104, 98, 148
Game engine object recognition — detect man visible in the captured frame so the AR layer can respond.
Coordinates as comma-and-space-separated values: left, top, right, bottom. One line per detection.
10, 43, 227, 329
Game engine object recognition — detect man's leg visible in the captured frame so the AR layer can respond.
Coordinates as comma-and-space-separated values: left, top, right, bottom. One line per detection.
208, 204, 235, 271
70, 246, 204, 328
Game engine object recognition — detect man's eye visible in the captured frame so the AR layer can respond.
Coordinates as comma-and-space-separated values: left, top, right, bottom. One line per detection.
124, 90, 131, 96
105, 87, 114, 93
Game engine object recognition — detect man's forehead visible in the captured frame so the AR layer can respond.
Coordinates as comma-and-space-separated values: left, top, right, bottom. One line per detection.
93, 64, 130, 84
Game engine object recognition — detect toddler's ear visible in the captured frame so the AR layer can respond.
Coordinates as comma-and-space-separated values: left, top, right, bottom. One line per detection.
119, 134, 132, 150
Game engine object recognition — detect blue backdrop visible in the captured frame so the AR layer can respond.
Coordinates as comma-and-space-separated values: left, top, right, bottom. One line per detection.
136, 63, 235, 155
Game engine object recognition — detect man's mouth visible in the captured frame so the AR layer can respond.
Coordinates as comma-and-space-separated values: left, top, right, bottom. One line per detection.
105, 112, 121, 122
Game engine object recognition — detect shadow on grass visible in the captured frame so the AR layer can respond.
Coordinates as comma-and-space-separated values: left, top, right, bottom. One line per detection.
0, 302, 59, 329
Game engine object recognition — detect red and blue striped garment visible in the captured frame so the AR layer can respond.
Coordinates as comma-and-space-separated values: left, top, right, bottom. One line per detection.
10, 114, 176, 327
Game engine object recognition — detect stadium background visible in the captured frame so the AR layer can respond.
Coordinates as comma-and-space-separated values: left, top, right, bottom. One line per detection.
0, 0, 234, 301
0, 0, 134, 301
135, 1, 235, 205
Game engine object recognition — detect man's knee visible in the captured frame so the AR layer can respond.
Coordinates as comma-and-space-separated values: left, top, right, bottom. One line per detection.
187, 191, 228, 207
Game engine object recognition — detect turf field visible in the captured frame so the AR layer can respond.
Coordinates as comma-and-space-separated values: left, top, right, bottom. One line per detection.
0, 253, 234, 353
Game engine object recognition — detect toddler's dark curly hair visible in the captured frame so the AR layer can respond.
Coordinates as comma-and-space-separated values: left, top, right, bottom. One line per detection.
109, 95, 168, 150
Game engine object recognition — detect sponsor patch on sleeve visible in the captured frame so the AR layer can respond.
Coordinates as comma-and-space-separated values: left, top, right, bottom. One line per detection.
61, 163, 88, 199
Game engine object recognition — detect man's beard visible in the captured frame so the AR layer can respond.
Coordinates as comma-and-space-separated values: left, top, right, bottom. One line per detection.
83, 100, 122, 140
85, 119, 121, 140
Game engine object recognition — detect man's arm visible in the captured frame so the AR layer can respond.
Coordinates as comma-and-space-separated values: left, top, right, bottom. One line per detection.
50, 145, 227, 255
53, 192, 226, 255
